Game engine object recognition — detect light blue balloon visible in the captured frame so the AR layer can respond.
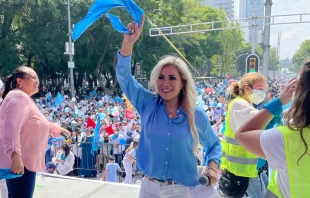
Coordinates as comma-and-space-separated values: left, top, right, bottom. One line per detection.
119, 138, 126, 145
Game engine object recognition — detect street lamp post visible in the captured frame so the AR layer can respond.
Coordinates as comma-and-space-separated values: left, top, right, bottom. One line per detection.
66, 0, 75, 98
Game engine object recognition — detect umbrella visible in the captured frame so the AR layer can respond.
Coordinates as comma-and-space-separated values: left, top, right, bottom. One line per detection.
204, 88, 214, 93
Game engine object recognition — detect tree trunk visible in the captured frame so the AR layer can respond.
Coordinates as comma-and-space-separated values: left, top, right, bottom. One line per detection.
132, 60, 137, 75
110, 52, 118, 93
93, 69, 108, 93
206, 59, 213, 76
87, 74, 93, 90
93, 74, 98, 87
26, 53, 33, 67
55, 78, 65, 95
220, 55, 224, 80
76, 72, 84, 97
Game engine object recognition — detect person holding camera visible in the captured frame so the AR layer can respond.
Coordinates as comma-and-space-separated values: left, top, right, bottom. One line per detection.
0, 66, 71, 198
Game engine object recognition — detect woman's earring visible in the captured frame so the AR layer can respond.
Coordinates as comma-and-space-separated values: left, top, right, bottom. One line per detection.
19, 84, 22, 89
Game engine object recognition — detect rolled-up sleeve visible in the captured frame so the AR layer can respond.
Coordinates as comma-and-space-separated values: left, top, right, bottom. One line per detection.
3, 92, 31, 158
196, 109, 222, 166
116, 51, 155, 114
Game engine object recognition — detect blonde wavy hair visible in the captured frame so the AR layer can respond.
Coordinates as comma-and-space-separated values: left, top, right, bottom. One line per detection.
230, 72, 265, 102
150, 56, 200, 160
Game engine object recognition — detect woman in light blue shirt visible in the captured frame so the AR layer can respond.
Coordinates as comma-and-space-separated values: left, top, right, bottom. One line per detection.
116, 16, 221, 198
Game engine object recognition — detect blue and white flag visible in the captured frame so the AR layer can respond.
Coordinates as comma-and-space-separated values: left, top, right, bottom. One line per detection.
72, 0, 144, 41
55, 92, 65, 107
91, 116, 101, 154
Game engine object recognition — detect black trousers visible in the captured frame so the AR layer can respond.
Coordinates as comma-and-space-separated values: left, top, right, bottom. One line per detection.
114, 154, 123, 167
6, 167, 36, 198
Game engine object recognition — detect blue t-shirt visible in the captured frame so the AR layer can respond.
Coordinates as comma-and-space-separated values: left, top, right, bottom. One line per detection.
105, 163, 120, 182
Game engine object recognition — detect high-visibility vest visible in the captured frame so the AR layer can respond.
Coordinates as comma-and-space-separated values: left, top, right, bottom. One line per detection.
221, 97, 259, 178
268, 126, 310, 198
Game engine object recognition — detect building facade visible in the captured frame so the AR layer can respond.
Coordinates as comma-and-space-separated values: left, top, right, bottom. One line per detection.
246, 0, 264, 42
202, 0, 264, 42
202, 0, 234, 19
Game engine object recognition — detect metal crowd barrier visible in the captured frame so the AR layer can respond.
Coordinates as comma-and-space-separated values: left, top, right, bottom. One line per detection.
45, 140, 133, 182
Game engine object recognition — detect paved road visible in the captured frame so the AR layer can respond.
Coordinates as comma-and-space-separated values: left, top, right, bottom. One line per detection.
33, 174, 140, 198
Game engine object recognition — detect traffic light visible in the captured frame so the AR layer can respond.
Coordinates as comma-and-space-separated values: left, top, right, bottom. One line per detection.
249, 58, 256, 73
246, 54, 259, 73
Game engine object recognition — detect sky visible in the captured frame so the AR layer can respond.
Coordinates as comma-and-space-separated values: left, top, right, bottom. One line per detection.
269, 0, 310, 60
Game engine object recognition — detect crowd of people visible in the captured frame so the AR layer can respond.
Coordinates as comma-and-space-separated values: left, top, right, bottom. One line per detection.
0, 66, 296, 196
0, 14, 308, 198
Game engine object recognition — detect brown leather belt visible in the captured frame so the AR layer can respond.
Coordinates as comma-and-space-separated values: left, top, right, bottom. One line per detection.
145, 176, 177, 185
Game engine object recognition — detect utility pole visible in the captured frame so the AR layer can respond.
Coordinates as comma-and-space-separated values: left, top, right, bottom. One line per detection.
66, 0, 75, 98
251, 13, 257, 55
277, 31, 281, 56
262, 0, 273, 81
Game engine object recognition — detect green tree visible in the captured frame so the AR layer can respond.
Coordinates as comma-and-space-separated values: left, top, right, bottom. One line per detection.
291, 39, 310, 73
268, 46, 280, 73
211, 24, 246, 79
0, 0, 24, 76
0, 0, 256, 94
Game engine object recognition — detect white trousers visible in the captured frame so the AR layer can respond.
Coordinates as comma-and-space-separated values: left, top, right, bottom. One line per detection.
123, 160, 133, 184
139, 177, 221, 198
139, 177, 190, 198
0, 180, 8, 198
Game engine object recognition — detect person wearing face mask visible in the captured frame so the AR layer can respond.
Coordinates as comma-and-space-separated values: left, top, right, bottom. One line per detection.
219, 72, 281, 198
78, 128, 97, 177
98, 134, 113, 171
119, 119, 135, 140
109, 128, 125, 167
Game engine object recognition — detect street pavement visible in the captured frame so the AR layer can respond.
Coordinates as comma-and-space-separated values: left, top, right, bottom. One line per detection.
33, 174, 140, 198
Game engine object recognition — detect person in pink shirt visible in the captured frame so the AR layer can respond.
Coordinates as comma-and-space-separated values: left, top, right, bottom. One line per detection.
0, 66, 71, 198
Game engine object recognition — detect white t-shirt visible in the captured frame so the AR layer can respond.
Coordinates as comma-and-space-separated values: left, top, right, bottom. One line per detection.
230, 99, 258, 132
260, 128, 290, 197
123, 148, 136, 161
56, 151, 75, 175
109, 134, 125, 154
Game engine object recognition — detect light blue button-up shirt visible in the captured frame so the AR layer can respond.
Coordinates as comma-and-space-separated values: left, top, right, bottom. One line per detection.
116, 51, 222, 186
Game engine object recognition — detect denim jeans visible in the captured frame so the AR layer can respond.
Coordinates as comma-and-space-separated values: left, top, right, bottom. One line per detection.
260, 171, 269, 188
6, 167, 36, 198
246, 175, 266, 198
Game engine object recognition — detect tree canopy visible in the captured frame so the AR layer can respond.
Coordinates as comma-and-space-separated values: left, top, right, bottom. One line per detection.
0, 0, 255, 94
291, 39, 310, 73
